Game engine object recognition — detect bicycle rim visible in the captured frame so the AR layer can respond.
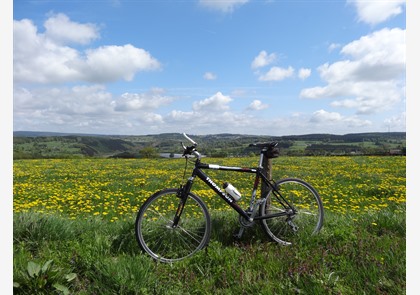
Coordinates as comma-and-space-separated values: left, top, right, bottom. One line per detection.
135, 189, 211, 262
260, 178, 324, 245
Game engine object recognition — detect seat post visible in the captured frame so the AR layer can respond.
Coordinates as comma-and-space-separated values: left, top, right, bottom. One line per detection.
258, 150, 265, 168
260, 150, 273, 199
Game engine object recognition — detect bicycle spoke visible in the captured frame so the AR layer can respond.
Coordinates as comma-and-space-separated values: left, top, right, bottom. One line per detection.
300, 211, 318, 216
260, 178, 323, 244
135, 189, 211, 262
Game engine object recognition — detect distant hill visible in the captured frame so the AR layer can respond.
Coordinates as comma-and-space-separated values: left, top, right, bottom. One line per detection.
13, 131, 406, 159
13, 131, 110, 137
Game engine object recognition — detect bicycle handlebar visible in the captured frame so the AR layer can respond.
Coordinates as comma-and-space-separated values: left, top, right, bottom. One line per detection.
183, 133, 197, 146
181, 133, 200, 158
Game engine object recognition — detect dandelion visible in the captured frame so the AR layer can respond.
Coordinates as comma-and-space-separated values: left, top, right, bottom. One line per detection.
13, 156, 405, 219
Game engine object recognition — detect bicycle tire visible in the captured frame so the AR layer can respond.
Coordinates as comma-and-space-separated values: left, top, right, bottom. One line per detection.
135, 188, 211, 262
260, 178, 324, 245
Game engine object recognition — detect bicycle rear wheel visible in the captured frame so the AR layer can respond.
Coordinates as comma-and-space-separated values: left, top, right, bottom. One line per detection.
260, 178, 324, 245
135, 188, 211, 262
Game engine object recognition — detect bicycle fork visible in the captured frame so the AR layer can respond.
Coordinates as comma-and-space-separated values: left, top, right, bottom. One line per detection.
172, 178, 194, 228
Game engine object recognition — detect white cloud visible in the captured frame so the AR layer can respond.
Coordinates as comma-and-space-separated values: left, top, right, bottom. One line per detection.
310, 109, 343, 123
247, 100, 268, 111
298, 68, 311, 80
167, 92, 263, 134
300, 28, 405, 114
13, 14, 161, 84
329, 82, 402, 114
43, 13, 99, 45
114, 89, 173, 112
251, 50, 277, 69
136, 113, 164, 124
203, 72, 217, 80
348, 0, 405, 25
81, 44, 160, 82
258, 66, 294, 81
14, 85, 114, 115
253, 52, 310, 82
14, 18, 81, 84
13, 85, 170, 133
310, 109, 372, 128
13, 84, 385, 135
169, 110, 196, 121
339, 27, 405, 80
198, 0, 249, 13
192, 92, 232, 111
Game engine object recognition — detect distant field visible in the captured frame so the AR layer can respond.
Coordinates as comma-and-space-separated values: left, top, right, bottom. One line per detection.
13, 131, 406, 158
13, 156, 406, 219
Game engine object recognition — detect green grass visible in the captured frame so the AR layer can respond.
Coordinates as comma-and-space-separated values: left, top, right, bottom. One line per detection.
13, 208, 405, 294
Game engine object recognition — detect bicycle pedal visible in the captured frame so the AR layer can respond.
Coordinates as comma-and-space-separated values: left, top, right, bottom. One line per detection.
233, 234, 241, 240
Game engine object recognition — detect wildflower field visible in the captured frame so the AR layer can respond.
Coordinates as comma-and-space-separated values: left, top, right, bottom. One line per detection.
14, 156, 406, 219
13, 156, 406, 294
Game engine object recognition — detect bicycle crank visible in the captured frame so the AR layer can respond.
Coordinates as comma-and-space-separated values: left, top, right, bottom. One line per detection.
239, 214, 255, 227
234, 209, 256, 239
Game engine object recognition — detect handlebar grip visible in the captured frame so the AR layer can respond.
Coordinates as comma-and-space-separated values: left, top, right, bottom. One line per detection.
183, 133, 197, 146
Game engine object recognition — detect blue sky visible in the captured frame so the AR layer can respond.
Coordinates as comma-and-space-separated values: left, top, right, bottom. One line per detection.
12, 0, 406, 136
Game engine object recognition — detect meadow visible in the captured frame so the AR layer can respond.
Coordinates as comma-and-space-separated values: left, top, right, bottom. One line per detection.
13, 156, 406, 294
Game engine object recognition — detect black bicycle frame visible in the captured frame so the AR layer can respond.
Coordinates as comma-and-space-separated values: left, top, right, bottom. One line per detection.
178, 160, 293, 223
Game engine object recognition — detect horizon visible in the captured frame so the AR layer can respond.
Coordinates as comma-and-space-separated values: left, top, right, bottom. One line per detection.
13, 129, 407, 138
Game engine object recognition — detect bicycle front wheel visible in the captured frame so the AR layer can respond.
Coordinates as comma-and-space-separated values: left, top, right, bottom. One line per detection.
135, 188, 211, 263
260, 178, 324, 245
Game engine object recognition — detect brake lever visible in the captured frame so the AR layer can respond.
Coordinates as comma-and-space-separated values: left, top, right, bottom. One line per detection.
181, 142, 187, 156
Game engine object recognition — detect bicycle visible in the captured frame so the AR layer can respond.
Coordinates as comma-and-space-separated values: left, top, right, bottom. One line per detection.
135, 133, 324, 262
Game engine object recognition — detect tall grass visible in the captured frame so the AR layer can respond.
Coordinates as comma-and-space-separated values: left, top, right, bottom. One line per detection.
13, 208, 405, 294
